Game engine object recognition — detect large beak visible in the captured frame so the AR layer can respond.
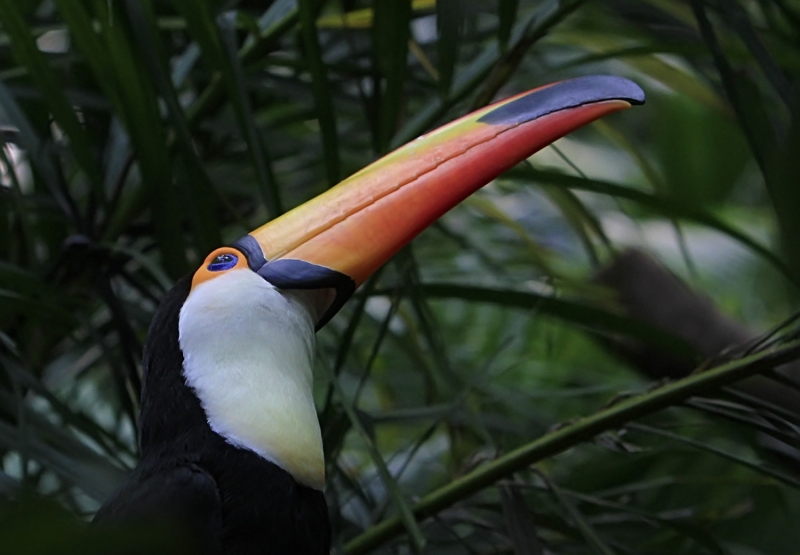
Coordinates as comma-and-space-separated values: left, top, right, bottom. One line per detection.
232, 75, 645, 328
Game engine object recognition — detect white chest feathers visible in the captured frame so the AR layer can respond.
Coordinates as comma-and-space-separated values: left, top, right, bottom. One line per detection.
178, 270, 325, 490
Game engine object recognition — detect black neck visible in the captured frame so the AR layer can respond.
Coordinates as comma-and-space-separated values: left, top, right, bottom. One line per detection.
139, 275, 212, 455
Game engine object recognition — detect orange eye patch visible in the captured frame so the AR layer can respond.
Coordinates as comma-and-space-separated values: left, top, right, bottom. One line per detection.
191, 247, 250, 289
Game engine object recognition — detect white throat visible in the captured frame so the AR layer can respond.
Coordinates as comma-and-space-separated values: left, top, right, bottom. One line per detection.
178, 270, 325, 490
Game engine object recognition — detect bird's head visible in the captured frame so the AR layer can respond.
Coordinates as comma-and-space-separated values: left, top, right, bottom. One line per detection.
166, 76, 645, 491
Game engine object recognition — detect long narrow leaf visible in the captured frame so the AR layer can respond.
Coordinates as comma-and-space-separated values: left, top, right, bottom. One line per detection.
217, 12, 282, 217
377, 283, 698, 359
328, 368, 427, 553
123, 0, 222, 254
629, 423, 800, 490
0, 0, 103, 227
298, 0, 340, 185
537, 471, 616, 555
373, 0, 412, 153
510, 167, 792, 283
344, 341, 800, 554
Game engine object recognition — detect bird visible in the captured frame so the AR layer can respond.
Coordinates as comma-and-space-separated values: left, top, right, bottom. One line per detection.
93, 76, 645, 554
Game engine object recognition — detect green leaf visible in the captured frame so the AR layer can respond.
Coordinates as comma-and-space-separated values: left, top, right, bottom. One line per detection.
629, 423, 800, 490
436, 0, 461, 98
392, 42, 499, 148
328, 366, 427, 554
219, 12, 283, 217
67, 1, 189, 277
390, 283, 698, 359
172, 0, 283, 217
470, 0, 588, 110
0, 79, 78, 227
0, 0, 104, 229
537, 470, 616, 555
716, 0, 795, 112
510, 167, 793, 284
344, 341, 800, 554
0, 410, 126, 501
499, 484, 545, 555
497, 0, 518, 50
373, 0, 412, 153
298, 0, 340, 185
123, 0, 222, 254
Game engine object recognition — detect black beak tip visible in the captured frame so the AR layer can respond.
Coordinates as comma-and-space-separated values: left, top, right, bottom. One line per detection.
478, 75, 646, 126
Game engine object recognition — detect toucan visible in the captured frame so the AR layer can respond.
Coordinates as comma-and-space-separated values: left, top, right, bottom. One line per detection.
93, 76, 644, 554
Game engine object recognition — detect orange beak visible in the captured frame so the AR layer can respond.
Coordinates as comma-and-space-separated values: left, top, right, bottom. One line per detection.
230, 75, 645, 327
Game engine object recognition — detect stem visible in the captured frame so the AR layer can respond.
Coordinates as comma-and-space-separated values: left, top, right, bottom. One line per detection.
344, 341, 800, 554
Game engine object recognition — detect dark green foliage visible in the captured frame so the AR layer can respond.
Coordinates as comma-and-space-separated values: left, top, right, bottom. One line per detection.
0, 1, 799, 553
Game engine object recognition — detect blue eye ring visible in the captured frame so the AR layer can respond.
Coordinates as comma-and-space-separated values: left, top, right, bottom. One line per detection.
208, 253, 238, 272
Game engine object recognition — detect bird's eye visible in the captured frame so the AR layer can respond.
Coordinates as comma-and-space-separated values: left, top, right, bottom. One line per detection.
208, 253, 238, 272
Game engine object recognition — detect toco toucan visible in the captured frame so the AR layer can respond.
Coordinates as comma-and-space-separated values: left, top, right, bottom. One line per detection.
94, 76, 645, 554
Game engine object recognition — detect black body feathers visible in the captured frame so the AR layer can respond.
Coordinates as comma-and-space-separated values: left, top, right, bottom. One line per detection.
95, 276, 331, 555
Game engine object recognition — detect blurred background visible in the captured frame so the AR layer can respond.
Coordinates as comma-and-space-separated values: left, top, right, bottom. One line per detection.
1, 0, 800, 553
